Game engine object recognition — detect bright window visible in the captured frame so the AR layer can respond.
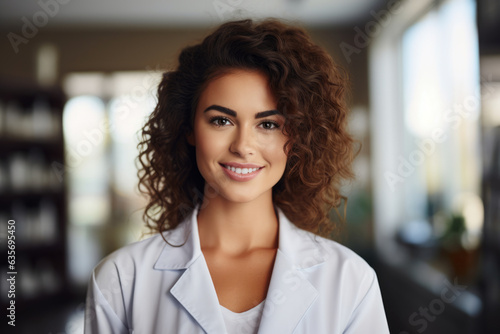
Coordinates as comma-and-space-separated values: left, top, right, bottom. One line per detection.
62, 71, 161, 285
400, 0, 482, 246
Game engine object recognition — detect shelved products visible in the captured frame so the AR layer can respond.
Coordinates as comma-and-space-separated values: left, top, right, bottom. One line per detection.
0, 80, 68, 309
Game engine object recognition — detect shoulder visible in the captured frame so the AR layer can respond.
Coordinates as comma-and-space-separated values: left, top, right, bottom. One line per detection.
279, 213, 374, 277
319, 234, 373, 272
92, 233, 166, 284
288, 231, 389, 333
306, 230, 374, 276
284, 221, 377, 290
293, 230, 379, 302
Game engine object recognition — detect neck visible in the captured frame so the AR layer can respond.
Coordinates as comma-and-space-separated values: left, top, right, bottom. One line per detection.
196, 192, 279, 255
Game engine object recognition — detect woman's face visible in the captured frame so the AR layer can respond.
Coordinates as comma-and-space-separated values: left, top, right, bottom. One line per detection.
189, 69, 288, 204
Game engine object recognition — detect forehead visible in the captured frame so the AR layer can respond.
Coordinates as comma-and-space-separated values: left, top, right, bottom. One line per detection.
197, 69, 277, 112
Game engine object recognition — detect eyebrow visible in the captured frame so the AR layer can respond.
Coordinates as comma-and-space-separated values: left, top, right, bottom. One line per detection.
203, 104, 281, 119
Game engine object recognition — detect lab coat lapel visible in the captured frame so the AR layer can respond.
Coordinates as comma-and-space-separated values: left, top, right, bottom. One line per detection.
155, 206, 325, 334
258, 209, 322, 333
154, 207, 226, 334
170, 256, 226, 334
258, 250, 318, 334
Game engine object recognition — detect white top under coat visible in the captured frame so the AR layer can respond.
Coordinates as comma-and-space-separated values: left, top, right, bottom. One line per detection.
84, 205, 390, 334
221, 300, 265, 334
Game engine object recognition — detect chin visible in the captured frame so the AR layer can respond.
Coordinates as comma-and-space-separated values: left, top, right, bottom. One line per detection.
218, 188, 263, 204
223, 194, 258, 204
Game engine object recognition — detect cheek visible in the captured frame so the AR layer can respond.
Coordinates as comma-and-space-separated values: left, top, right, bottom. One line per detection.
194, 127, 225, 166
261, 135, 288, 165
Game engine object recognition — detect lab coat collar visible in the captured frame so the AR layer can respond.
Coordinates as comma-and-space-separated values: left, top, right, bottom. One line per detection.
153, 205, 325, 334
154, 208, 227, 333
153, 205, 329, 270
153, 208, 201, 270
257, 207, 323, 333
275, 207, 329, 269
169, 251, 227, 333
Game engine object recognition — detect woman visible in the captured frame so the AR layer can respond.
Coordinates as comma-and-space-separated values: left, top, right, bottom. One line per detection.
85, 19, 389, 333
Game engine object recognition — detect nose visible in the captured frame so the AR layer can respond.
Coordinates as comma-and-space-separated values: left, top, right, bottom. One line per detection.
229, 126, 255, 157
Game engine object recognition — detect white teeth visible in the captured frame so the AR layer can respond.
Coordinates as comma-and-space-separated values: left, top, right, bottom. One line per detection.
224, 165, 260, 174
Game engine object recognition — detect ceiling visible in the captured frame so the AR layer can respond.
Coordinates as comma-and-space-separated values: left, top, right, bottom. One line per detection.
0, 0, 384, 28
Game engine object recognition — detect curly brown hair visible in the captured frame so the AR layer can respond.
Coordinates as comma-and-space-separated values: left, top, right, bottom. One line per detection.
137, 18, 355, 238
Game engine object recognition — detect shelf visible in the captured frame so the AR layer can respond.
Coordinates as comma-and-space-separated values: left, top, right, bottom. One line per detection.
0, 190, 65, 202
0, 137, 64, 151
0, 79, 69, 309
17, 243, 64, 256
0, 80, 65, 109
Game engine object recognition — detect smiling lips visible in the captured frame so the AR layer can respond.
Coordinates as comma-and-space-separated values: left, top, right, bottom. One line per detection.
220, 163, 264, 181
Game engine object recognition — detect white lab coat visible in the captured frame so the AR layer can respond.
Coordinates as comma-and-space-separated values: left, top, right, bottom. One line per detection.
84, 206, 389, 334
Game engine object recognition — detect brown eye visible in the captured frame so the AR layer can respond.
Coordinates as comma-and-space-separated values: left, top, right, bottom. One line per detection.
210, 116, 232, 127
260, 121, 280, 130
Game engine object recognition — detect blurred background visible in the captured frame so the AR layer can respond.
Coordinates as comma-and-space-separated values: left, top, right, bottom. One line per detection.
0, 0, 499, 333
